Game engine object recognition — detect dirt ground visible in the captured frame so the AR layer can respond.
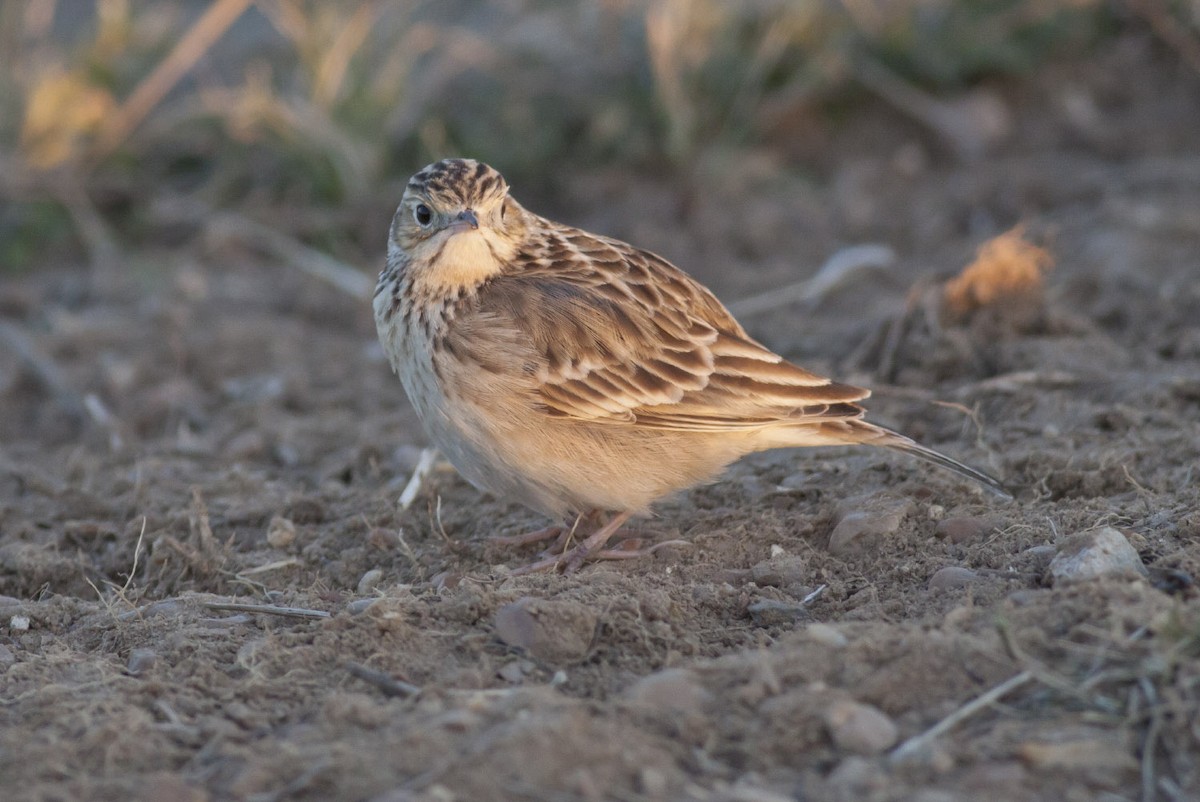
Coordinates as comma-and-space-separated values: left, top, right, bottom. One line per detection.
3, 33, 1200, 802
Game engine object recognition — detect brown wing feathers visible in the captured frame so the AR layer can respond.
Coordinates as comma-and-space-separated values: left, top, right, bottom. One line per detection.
488, 224, 870, 430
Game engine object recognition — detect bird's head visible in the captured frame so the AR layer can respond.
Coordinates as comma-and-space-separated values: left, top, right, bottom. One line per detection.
388, 159, 527, 285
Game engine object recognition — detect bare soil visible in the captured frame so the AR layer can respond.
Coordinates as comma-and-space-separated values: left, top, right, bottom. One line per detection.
3, 35, 1200, 802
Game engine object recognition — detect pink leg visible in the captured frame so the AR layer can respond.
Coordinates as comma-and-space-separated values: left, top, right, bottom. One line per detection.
509, 511, 631, 575
488, 525, 565, 547
490, 511, 598, 550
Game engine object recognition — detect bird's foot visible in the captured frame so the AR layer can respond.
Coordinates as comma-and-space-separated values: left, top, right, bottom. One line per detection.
488, 525, 565, 547
507, 511, 689, 575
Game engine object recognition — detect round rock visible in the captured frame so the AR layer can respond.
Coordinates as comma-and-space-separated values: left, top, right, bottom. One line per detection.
1049, 527, 1146, 584
824, 699, 899, 755
928, 566, 980, 590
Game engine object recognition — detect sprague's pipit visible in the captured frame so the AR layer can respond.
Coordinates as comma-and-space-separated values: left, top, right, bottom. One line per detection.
374, 159, 1008, 573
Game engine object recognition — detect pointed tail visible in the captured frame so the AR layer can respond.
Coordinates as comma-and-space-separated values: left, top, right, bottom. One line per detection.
825, 419, 1012, 499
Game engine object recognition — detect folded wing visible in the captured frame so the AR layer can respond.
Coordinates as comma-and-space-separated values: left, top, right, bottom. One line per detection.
476, 223, 871, 432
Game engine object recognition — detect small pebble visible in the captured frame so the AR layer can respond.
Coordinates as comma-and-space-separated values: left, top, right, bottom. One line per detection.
119, 599, 184, 621
935, 516, 995, 544
750, 556, 808, 588
1049, 527, 1146, 584
346, 598, 377, 615
1021, 545, 1057, 563
0, 643, 16, 666
496, 661, 526, 683
824, 699, 898, 755
126, 648, 157, 676
827, 497, 911, 556
1005, 589, 1045, 607
9, 615, 30, 632
266, 515, 296, 548
357, 569, 384, 594
928, 566, 980, 591
747, 599, 810, 626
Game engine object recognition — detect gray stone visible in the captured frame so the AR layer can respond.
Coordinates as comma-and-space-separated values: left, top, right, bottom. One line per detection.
827, 496, 913, 556
1049, 527, 1146, 584
928, 566, 980, 590
126, 648, 157, 676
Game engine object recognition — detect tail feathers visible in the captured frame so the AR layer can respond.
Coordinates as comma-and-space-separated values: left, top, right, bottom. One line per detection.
829, 420, 1012, 499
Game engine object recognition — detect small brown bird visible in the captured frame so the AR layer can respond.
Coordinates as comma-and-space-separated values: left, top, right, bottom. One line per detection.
375, 159, 1007, 572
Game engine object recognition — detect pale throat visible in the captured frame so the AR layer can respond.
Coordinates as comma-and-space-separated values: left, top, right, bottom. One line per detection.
417, 229, 510, 293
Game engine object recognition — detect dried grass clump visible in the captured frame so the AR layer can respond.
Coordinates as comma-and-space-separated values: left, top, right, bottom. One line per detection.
942, 226, 1054, 320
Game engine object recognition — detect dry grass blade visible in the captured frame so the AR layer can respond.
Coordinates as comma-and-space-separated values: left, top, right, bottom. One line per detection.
855, 56, 1001, 161
890, 670, 1035, 762
202, 601, 330, 620
92, 0, 255, 158
1129, 0, 1200, 76
0, 321, 86, 422
207, 213, 374, 299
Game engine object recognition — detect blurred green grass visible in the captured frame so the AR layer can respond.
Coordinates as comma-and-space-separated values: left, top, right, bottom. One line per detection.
0, 0, 1146, 274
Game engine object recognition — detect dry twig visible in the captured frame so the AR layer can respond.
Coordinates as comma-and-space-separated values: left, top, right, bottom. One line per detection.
890, 670, 1034, 762
345, 662, 421, 699
728, 244, 894, 317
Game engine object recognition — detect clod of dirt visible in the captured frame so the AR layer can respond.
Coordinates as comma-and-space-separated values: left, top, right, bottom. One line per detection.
624, 668, 711, 712
747, 598, 811, 626
801, 623, 849, 648
942, 226, 1053, 323
934, 516, 996, 544
1048, 527, 1147, 585
824, 699, 899, 755
494, 597, 597, 664
827, 496, 913, 556
750, 555, 809, 589
927, 566, 980, 591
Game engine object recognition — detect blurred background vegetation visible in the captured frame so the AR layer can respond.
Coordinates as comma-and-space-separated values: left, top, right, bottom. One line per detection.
0, 0, 1192, 277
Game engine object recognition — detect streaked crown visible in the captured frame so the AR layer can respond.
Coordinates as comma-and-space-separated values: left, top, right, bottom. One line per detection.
407, 158, 509, 208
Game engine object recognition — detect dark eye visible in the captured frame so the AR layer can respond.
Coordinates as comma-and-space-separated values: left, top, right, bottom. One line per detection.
500, 200, 508, 220
414, 204, 432, 227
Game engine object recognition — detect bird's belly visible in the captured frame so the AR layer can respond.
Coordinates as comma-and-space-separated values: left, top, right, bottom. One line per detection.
385, 328, 567, 514
379, 307, 749, 516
